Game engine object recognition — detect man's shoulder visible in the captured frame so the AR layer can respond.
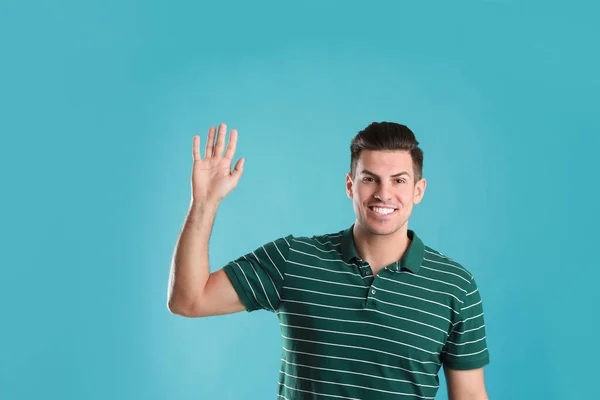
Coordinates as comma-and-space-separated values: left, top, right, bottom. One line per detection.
286, 228, 346, 252
420, 244, 475, 284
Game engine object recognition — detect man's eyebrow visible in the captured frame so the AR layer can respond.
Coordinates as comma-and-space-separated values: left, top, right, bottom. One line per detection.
361, 169, 412, 178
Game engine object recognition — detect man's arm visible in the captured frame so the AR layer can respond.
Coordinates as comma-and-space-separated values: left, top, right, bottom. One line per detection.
167, 124, 246, 317
441, 274, 490, 399
444, 366, 489, 400
168, 202, 245, 317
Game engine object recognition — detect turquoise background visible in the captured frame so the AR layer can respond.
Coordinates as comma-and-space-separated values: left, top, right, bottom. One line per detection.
1, 1, 598, 399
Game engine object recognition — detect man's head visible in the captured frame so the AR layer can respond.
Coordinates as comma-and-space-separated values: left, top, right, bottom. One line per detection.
346, 122, 427, 236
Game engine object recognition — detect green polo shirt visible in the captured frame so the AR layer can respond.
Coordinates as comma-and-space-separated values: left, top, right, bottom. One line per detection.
223, 225, 490, 399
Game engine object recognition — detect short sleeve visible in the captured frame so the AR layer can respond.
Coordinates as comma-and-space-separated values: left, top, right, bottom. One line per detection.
223, 235, 291, 313
441, 276, 490, 370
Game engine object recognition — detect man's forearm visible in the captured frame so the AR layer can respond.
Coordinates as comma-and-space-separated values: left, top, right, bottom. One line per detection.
167, 200, 219, 314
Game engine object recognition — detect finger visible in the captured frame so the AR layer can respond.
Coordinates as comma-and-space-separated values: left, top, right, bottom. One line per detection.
224, 129, 238, 159
204, 126, 216, 158
214, 123, 227, 158
192, 135, 201, 161
232, 157, 245, 179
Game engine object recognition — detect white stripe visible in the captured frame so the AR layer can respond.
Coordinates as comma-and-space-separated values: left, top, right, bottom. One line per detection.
287, 260, 370, 280
458, 311, 485, 324
419, 265, 471, 284
422, 257, 472, 279
253, 251, 281, 300
281, 358, 440, 388
279, 370, 435, 399
234, 261, 259, 307
424, 248, 449, 259
281, 335, 441, 366
446, 336, 486, 346
283, 286, 365, 300
290, 248, 354, 266
369, 298, 453, 329
371, 284, 459, 314
283, 299, 364, 312
314, 237, 342, 247
281, 299, 451, 334
460, 300, 482, 311
422, 257, 459, 268
281, 347, 437, 377
402, 272, 467, 293
379, 275, 463, 303
277, 311, 445, 345
278, 382, 361, 400
277, 395, 289, 400
286, 273, 367, 288
244, 255, 275, 311
262, 246, 284, 280
293, 238, 342, 255
280, 323, 441, 355
283, 236, 290, 247
326, 232, 344, 238
361, 266, 374, 277
273, 240, 288, 263
466, 288, 478, 296
454, 324, 485, 335
442, 347, 488, 357
452, 312, 484, 327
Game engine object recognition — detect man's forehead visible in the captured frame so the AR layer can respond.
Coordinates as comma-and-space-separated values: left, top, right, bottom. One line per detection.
358, 150, 413, 168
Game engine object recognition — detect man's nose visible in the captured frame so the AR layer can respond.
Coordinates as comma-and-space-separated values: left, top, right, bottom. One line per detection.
374, 183, 392, 201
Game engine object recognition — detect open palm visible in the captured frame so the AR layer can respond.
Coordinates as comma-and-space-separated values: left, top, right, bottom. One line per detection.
191, 124, 244, 203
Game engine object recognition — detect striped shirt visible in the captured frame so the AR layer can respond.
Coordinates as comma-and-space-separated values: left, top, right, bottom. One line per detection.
223, 225, 490, 399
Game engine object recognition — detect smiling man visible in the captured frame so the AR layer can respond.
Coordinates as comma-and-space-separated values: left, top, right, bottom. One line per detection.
168, 122, 490, 399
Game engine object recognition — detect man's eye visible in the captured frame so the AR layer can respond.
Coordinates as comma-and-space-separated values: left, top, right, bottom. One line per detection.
362, 177, 374, 183
396, 179, 405, 184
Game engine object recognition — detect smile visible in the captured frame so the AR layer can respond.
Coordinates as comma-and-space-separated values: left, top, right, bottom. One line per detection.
369, 206, 396, 215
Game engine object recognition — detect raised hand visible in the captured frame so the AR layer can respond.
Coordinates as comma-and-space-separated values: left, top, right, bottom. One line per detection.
191, 123, 245, 204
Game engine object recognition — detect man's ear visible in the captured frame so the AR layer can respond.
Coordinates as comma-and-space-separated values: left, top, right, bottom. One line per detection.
413, 178, 427, 204
346, 173, 354, 199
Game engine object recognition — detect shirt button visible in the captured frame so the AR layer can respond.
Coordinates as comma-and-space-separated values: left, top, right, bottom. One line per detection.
371, 289, 376, 295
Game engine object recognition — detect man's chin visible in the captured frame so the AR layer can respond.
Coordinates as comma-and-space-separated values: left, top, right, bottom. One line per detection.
363, 222, 401, 236
369, 228, 398, 236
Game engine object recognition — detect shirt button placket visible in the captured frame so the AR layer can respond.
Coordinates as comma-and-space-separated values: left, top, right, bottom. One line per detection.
367, 269, 382, 309
358, 259, 376, 307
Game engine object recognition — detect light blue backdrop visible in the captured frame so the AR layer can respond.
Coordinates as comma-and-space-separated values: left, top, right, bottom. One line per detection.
1, 1, 598, 399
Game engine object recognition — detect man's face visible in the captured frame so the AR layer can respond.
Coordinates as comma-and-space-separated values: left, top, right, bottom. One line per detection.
346, 150, 427, 236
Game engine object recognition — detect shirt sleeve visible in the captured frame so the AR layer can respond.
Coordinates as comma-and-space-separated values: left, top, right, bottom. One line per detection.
441, 276, 490, 370
223, 235, 292, 313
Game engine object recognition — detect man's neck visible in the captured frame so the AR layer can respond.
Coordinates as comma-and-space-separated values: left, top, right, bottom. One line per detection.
352, 222, 411, 272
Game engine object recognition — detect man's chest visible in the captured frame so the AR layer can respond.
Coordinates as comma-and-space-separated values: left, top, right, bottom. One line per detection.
278, 260, 458, 367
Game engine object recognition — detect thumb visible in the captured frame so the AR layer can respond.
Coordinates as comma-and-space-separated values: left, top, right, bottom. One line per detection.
231, 157, 245, 180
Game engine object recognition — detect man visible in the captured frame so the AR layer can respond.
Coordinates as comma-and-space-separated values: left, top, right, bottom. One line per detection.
168, 122, 490, 399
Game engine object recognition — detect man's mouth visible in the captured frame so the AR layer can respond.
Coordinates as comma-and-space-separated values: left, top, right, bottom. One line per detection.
369, 206, 396, 215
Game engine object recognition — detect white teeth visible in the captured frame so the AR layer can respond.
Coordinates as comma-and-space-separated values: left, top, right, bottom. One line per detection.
372, 207, 394, 215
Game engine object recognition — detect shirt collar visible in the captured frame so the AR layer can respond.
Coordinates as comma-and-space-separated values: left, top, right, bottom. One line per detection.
340, 224, 424, 273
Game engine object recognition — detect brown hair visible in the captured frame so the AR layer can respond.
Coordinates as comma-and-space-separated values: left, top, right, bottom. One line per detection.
350, 122, 424, 182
